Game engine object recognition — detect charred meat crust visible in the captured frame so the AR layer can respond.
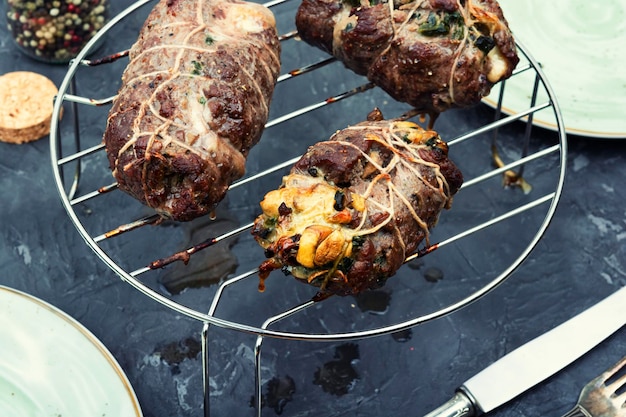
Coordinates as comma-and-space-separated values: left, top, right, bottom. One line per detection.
103, 0, 280, 221
296, 0, 519, 114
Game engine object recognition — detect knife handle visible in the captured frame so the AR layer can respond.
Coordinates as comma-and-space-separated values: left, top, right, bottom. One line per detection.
423, 391, 478, 417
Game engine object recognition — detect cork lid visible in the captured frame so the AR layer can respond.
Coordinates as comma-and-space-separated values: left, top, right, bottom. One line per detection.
0, 71, 61, 144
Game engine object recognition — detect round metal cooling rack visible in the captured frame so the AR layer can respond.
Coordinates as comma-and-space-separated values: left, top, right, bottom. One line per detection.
50, 0, 567, 345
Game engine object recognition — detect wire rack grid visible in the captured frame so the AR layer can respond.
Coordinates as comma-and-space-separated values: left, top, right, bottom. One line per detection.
49, 0, 567, 415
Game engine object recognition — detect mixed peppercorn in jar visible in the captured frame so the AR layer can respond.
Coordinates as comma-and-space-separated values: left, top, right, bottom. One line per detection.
6, 0, 109, 63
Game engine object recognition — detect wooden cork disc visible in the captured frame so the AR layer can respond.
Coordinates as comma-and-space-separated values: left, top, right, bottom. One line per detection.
0, 71, 61, 144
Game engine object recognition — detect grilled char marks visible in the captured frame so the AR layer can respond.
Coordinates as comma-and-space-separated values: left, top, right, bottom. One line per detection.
294, 141, 367, 188
333, 4, 393, 76
252, 115, 463, 296
103, 0, 280, 221
296, 0, 519, 114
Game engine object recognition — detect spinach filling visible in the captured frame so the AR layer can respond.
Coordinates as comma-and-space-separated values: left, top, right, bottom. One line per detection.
418, 11, 465, 40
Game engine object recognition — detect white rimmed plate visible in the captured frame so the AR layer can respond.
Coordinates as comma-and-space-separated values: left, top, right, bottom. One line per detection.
0, 286, 143, 416
484, 0, 626, 138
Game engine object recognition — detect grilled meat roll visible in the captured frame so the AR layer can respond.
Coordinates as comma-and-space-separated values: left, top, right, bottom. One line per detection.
103, 0, 281, 221
296, 0, 519, 114
252, 110, 463, 296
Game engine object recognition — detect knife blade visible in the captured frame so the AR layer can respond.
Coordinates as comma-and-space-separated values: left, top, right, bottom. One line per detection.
424, 285, 626, 417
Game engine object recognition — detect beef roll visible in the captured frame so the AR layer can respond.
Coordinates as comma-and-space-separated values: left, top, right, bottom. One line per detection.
251, 110, 463, 296
103, 0, 281, 221
296, 0, 519, 114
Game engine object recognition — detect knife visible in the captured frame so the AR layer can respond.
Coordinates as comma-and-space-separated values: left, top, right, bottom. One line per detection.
424, 285, 626, 417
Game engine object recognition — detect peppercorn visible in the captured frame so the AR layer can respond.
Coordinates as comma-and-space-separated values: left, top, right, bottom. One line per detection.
6, 0, 109, 63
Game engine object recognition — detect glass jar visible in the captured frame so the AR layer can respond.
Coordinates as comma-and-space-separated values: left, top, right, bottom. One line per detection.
5, 0, 109, 63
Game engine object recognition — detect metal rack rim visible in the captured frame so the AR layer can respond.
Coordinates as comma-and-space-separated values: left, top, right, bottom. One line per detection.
49, 0, 567, 342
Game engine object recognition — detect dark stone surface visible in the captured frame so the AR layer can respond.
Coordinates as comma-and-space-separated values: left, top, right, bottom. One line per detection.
1, 1, 624, 417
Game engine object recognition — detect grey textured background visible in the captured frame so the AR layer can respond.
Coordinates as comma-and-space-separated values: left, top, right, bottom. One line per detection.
1, 1, 625, 416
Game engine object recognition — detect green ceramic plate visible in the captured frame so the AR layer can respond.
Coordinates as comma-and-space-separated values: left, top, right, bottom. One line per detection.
0, 286, 143, 417
484, 0, 626, 138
